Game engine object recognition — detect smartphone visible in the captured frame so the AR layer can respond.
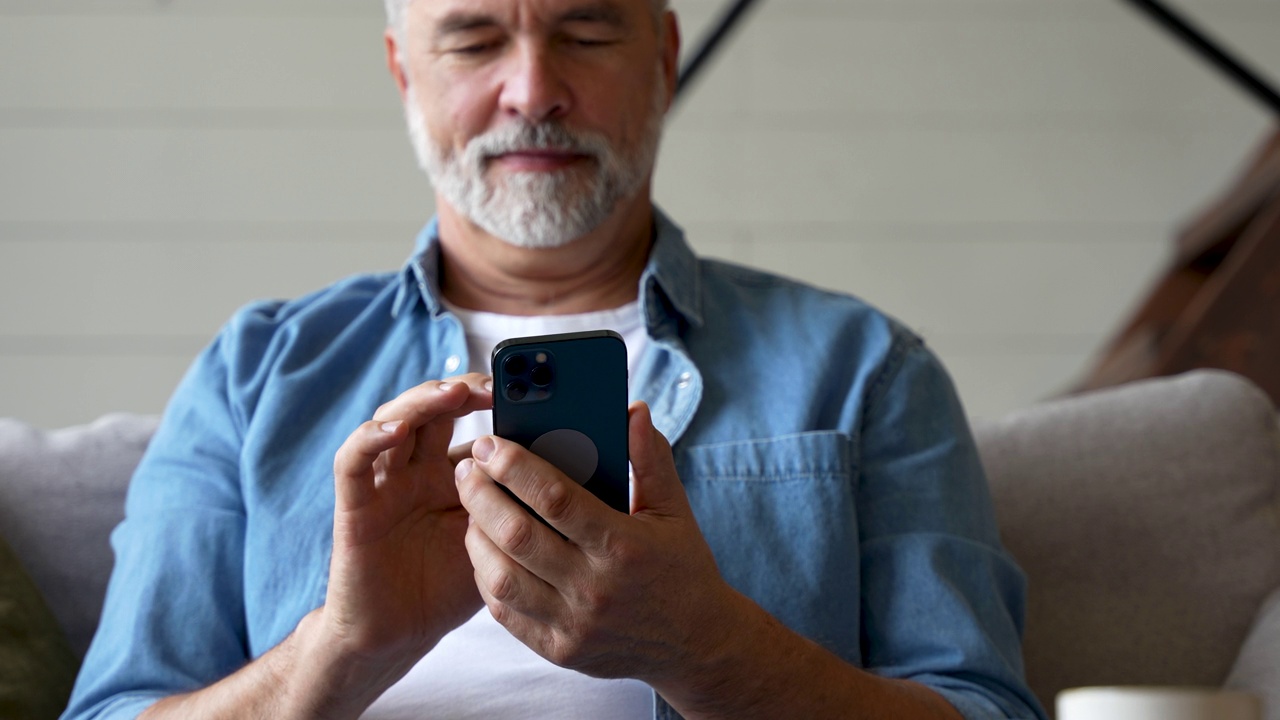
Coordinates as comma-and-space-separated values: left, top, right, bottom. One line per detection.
491, 330, 629, 517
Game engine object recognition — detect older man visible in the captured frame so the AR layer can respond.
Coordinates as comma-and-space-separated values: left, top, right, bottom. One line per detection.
63, 1, 1045, 719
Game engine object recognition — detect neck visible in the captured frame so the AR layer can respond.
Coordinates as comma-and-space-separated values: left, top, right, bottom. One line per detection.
434, 192, 654, 316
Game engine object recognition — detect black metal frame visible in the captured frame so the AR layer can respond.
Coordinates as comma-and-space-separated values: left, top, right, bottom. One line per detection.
674, 0, 762, 102
1120, 0, 1280, 117
674, 0, 1280, 119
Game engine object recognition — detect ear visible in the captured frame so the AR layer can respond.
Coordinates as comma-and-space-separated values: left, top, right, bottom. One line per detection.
385, 29, 410, 102
660, 10, 681, 110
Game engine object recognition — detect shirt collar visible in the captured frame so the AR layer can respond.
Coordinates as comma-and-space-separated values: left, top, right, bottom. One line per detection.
392, 217, 445, 319
392, 207, 703, 329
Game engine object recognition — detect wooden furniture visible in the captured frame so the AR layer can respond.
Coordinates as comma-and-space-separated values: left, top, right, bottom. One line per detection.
1077, 129, 1280, 406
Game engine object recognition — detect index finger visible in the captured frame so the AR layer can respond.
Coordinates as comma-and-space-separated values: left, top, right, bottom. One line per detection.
471, 436, 615, 555
372, 373, 493, 426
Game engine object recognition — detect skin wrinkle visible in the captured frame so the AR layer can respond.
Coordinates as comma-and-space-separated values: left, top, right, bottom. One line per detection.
398, 1, 670, 251
405, 81, 666, 250
384, 0, 670, 38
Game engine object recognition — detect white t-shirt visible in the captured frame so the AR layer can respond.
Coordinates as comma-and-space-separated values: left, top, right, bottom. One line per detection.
362, 300, 652, 720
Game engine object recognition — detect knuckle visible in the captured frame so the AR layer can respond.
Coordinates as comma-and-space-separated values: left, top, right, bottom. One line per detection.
483, 440, 514, 475
604, 535, 643, 567
487, 566, 519, 604
486, 596, 513, 627
495, 513, 537, 557
546, 634, 582, 668
534, 480, 575, 524
456, 472, 483, 505
579, 583, 612, 617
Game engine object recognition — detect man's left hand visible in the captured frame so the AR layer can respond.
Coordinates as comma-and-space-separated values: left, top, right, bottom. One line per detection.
455, 401, 738, 684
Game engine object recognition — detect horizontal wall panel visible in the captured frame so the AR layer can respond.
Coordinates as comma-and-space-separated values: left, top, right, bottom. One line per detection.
0, 126, 432, 223
0, 353, 191, 430
746, 224, 1170, 338
657, 124, 1266, 225
0, 1, 377, 16
0, 234, 420, 338
929, 346, 1096, 421
0, 15, 393, 114
737, 16, 1280, 125
4, 9, 1275, 128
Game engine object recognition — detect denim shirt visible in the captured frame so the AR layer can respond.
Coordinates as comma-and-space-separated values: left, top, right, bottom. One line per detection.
64, 211, 1046, 720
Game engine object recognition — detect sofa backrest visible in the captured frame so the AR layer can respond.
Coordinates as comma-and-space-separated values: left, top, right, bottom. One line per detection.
0, 413, 158, 659
974, 370, 1280, 715
1, 371, 1278, 718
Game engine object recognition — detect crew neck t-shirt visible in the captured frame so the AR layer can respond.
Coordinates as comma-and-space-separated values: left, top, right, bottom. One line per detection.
362, 300, 652, 720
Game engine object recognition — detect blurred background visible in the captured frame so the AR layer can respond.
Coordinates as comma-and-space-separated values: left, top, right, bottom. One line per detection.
1, 0, 1277, 428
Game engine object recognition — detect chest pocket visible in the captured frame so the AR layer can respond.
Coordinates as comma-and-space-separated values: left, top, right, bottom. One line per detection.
676, 431, 863, 662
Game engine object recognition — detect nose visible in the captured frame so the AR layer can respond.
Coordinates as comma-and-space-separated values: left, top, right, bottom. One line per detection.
498, 43, 571, 123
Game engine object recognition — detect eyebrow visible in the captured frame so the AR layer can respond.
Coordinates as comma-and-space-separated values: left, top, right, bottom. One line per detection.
433, 12, 501, 39
554, 2, 628, 28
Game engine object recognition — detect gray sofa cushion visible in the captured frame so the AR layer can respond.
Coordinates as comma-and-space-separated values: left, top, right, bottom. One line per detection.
975, 370, 1280, 715
0, 413, 159, 659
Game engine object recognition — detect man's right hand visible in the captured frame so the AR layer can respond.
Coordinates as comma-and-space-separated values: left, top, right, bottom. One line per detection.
139, 375, 493, 720
324, 374, 493, 679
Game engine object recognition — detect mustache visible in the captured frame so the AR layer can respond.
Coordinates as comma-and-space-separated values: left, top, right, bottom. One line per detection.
465, 122, 612, 163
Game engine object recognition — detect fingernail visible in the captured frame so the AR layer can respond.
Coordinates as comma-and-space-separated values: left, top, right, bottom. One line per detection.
472, 436, 495, 462
483, 379, 494, 393
455, 458, 474, 480
438, 381, 454, 391
380, 421, 402, 433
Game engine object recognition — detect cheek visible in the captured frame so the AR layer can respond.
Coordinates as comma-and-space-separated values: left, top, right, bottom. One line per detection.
424, 73, 502, 150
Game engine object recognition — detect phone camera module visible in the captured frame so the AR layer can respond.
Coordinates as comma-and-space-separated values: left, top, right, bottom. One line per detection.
505, 380, 528, 402
503, 354, 528, 377
530, 364, 553, 387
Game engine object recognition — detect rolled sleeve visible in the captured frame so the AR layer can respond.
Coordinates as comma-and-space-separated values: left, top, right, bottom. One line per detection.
62, 328, 252, 720
857, 336, 1046, 720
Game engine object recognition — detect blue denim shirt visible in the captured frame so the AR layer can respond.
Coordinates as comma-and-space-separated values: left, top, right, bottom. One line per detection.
64, 211, 1046, 720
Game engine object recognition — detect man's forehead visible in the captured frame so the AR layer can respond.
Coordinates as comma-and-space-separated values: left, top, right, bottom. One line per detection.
416, 0, 646, 23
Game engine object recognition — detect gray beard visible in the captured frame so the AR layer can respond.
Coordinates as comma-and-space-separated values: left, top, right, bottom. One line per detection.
404, 84, 665, 250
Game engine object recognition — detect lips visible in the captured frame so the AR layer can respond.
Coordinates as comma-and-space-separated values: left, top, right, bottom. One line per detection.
490, 148, 591, 171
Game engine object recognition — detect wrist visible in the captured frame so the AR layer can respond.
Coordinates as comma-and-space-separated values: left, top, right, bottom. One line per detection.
648, 588, 778, 719
280, 607, 421, 720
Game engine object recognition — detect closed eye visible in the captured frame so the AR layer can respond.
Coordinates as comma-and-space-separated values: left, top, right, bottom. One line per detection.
450, 42, 500, 55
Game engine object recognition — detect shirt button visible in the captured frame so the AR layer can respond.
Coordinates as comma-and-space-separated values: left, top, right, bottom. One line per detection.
677, 372, 693, 389
444, 355, 462, 373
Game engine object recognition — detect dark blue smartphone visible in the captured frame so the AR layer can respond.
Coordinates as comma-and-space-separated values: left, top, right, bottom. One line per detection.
491, 330, 629, 517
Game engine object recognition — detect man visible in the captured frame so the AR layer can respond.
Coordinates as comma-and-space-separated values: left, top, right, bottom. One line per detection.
63, 0, 1046, 718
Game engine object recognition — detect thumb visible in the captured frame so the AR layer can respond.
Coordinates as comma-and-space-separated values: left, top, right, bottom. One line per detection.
627, 401, 688, 516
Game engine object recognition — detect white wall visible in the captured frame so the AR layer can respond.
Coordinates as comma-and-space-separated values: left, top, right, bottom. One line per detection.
1, 0, 1277, 428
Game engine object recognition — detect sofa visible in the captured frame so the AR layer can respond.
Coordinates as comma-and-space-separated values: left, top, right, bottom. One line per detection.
2, 369, 1278, 718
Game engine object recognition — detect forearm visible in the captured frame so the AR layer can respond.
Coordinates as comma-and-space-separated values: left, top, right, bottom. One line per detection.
138, 608, 409, 720
653, 591, 964, 720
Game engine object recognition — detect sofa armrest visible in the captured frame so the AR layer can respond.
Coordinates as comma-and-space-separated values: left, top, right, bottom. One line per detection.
975, 369, 1280, 713
1227, 586, 1280, 720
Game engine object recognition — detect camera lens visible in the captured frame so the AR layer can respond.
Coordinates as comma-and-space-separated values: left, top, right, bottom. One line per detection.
503, 354, 528, 377
505, 380, 528, 402
530, 364, 553, 387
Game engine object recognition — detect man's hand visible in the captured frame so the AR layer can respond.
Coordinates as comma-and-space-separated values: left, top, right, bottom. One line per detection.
455, 401, 739, 685
325, 374, 493, 678
142, 375, 498, 720
453, 400, 967, 720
